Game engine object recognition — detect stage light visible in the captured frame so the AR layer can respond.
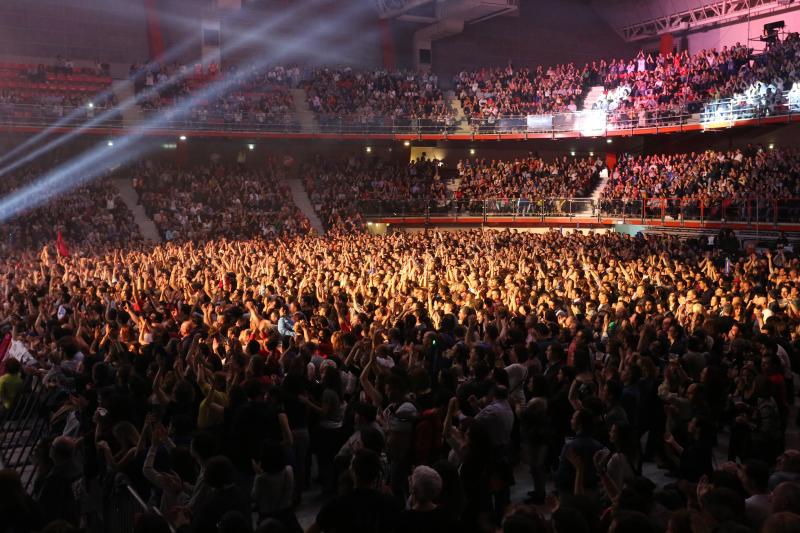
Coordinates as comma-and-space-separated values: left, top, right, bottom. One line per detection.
365, 146, 372, 153
248, 144, 255, 151
469, 148, 476, 155
107, 141, 114, 147
570, 150, 576, 156
403, 141, 410, 147
606, 138, 613, 144
589, 151, 594, 156
179, 135, 187, 141
87, 103, 94, 109
769, 143, 775, 149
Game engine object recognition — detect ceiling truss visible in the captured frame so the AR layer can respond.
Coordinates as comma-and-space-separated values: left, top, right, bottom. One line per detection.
618, 0, 799, 42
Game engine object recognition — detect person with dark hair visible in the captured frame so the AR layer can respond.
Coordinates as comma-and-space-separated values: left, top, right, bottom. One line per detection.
761, 512, 800, 533
740, 459, 770, 528
252, 441, 300, 532
664, 416, 714, 482
190, 456, 250, 533
557, 409, 605, 495
307, 449, 401, 533
0, 468, 42, 533
609, 510, 656, 533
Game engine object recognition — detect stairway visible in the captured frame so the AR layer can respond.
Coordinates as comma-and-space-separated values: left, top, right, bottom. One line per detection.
112, 178, 162, 242
286, 178, 325, 235
290, 88, 318, 132
446, 90, 471, 133
111, 79, 143, 127
581, 85, 606, 111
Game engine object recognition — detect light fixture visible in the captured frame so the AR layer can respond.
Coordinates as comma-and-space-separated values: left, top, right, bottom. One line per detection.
247, 144, 255, 151
87, 102, 94, 109
589, 151, 594, 156
367, 221, 373, 225
438, 161, 444, 167
179, 135, 187, 141
107, 141, 114, 147
403, 141, 410, 147
365, 146, 372, 153
570, 150, 576, 156
768, 143, 775, 150
606, 138, 612, 144
469, 148, 476, 155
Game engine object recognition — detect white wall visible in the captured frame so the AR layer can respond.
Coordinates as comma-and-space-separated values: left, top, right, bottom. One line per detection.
683, 10, 800, 54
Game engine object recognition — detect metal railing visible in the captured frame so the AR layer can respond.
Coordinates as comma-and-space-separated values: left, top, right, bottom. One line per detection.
105, 473, 176, 533
0, 102, 123, 128
359, 196, 800, 225
0, 88, 798, 135
0, 374, 48, 492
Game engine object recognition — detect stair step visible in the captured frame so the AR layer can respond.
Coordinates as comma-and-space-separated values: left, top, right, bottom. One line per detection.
286, 178, 324, 235
112, 178, 162, 242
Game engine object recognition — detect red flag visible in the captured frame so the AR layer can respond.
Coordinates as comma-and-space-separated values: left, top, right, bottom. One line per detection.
56, 231, 70, 258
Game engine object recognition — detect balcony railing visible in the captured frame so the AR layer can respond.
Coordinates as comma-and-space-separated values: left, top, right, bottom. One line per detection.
1, 88, 797, 135
359, 196, 800, 225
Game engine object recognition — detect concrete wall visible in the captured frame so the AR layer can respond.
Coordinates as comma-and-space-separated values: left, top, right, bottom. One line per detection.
0, 0, 149, 64
222, 0, 382, 68
431, 0, 636, 81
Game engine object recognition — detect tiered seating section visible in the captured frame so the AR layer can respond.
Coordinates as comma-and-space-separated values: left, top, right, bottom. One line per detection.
0, 61, 117, 125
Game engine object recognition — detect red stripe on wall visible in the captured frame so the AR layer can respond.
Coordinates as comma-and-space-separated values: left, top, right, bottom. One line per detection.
605, 152, 617, 171
660, 34, 674, 56
379, 18, 396, 70
144, 0, 166, 60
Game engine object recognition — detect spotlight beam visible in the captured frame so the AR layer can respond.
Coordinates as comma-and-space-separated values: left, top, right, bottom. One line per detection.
0, 5, 307, 178
0, 4, 370, 224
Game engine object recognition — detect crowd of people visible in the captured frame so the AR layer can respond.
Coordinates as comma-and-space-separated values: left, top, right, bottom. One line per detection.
302, 67, 454, 130
301, 155, 444, 231
0, 226, 798, 533
454, 155, 606, 202
132, 161, 311, 241
132, 63, 299, 130
599, 33, 800, 128
600, 146, 800, 220
454, 63, 598, 121
0, 165, 139, 251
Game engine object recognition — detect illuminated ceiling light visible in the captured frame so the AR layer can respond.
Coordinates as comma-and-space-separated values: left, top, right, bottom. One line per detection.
179, 135, 187, 141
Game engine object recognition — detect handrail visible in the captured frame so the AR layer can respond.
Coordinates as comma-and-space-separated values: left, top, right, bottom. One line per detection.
0, 373, 48, 491
1, 85, 796, 135
106, 474, 176, 533
359, 196, 800, 226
